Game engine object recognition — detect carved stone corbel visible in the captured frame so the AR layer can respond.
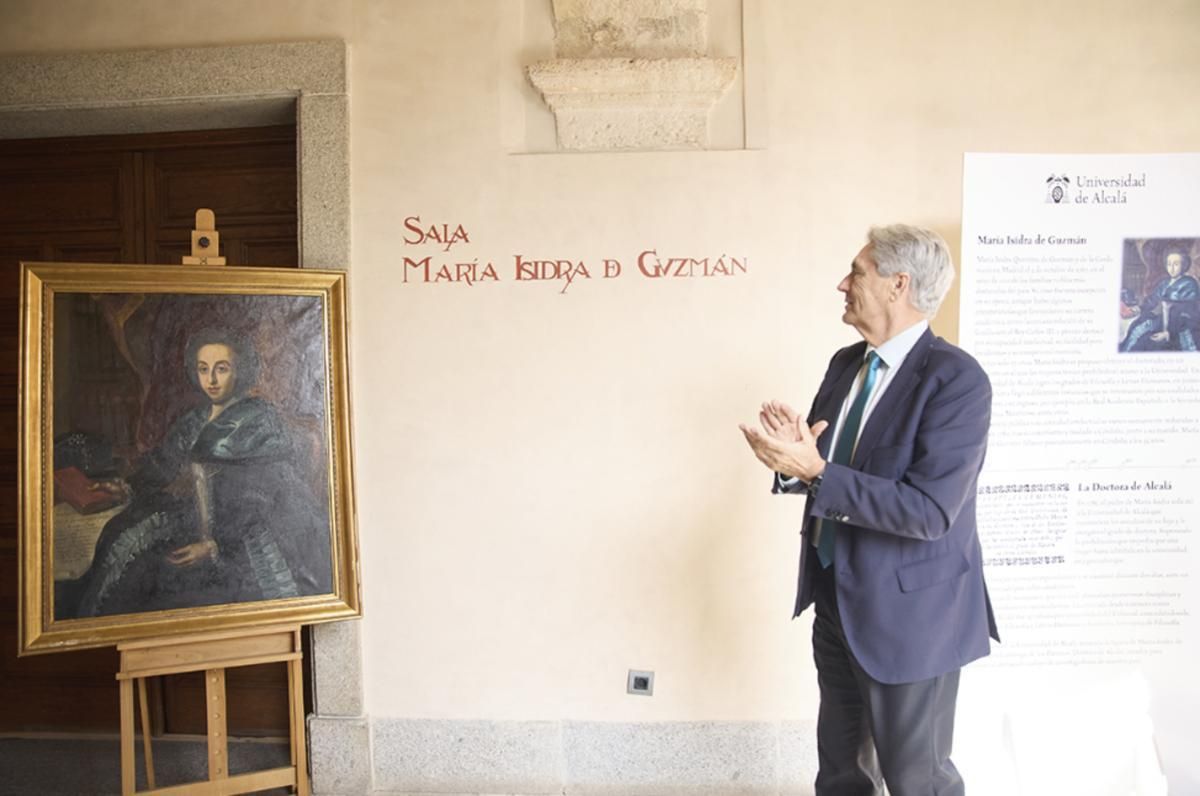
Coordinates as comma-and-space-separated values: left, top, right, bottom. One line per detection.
526, 1, 738, 151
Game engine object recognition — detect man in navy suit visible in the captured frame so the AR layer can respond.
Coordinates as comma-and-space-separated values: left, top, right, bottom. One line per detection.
740, 225, 998, 796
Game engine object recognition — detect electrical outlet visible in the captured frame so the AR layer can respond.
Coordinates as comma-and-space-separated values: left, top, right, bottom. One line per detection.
627, 669, 654, 696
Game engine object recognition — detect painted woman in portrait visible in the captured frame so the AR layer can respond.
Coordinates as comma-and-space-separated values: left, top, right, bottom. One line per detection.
1120, 249, 1200, 352
69, 329, 333, 618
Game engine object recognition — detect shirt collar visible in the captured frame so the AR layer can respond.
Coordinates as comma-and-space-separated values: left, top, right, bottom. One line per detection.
866, 320, 929, 370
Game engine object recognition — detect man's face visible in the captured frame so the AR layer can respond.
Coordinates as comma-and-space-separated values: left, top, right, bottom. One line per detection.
838, 244, 895, 338
1166, 253, 1185, 279
197, 343, 237, 405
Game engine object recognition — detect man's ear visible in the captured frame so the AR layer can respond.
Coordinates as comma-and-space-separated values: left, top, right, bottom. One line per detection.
892, 271, 911, 300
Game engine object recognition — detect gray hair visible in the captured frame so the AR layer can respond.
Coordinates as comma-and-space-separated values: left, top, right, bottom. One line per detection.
868, 224, 955, 317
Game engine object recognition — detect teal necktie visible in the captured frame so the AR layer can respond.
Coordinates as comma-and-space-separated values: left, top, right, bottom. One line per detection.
817, 351, 882, 568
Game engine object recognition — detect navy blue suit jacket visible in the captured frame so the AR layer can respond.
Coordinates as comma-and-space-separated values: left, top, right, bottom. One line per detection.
779, 328, 1000, 684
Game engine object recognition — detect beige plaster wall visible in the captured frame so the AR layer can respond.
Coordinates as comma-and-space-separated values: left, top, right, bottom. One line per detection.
2, 0, 1199, 725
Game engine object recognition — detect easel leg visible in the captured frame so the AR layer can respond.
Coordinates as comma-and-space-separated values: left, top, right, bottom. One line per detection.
205, 668, 229, 782
119, 678, 135, 795
288, 634, 309, 795
137, 677, 156, 790
117, 626, 309, 795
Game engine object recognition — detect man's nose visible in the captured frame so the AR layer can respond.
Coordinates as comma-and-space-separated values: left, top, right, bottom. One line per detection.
209, 371, 218, 384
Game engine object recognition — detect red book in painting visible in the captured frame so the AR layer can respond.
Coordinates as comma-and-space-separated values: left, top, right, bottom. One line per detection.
54, 466, 121, 514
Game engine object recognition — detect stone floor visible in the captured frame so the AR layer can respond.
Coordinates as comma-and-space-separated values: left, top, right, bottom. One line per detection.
0, 735, 292, 795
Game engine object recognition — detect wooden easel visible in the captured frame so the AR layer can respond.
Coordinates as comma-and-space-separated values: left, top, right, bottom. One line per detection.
117, 624, 309, 795
114, 211, 309, 795
182, 208, 226, 266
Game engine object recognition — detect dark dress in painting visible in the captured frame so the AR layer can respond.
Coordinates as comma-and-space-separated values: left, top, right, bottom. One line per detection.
71, 397, 332, 618
1120, 274, 1200, 352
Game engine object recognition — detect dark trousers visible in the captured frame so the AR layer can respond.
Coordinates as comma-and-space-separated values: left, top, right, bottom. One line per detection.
812, 564, 964, 796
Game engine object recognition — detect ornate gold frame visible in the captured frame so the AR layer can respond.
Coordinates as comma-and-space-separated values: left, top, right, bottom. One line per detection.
18, 262, 361, 654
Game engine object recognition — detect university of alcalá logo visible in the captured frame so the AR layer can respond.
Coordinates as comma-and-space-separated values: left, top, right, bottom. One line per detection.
1045, 174, 1071, 204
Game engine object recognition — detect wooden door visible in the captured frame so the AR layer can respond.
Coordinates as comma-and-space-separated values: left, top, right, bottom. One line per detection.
0, 125, 299, 735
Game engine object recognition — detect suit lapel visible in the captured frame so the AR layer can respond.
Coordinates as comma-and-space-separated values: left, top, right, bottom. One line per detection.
851, 328, 933, 467
816, 342, 868, 459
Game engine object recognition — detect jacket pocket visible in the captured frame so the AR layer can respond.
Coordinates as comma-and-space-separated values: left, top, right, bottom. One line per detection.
896, 551, 970, 593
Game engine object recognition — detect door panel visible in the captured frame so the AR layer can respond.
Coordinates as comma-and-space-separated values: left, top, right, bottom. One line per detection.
0, 125, 299, 735
0, 159, 127, 230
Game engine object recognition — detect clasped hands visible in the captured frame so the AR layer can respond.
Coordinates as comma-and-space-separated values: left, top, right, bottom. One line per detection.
739, 400, 829, 482
166, 540, 219, 567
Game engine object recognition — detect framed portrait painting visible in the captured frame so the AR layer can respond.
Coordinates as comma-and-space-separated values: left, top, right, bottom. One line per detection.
18, 262, 360, 654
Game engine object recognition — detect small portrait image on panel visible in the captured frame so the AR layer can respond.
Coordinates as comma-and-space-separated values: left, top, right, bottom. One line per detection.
1118, 238, 1200, 353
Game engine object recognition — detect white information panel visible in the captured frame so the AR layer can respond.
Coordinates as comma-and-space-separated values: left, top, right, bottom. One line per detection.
956, 153, 1200, 796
